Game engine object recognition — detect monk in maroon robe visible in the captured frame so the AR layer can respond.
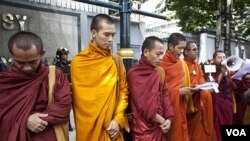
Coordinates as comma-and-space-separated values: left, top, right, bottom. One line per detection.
205, 50, 236, 141
127, 36, 174, 141
233, 73, 250, 124
0, 31, 71, 141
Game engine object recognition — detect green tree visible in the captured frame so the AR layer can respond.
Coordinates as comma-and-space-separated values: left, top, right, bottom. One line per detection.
158, 0, 250, 38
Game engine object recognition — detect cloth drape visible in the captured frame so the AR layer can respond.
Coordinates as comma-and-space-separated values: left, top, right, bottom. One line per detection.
127, 56, 174, 141
185, 58, 216, 141
71, 41, 128, 141
160, 50, 190, 141
0, 63, 71, 141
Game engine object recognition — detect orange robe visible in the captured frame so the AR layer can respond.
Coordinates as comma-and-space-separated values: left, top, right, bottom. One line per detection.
71, 41, 129, 141
160, 50, 191, 141
184, 58, 216, 141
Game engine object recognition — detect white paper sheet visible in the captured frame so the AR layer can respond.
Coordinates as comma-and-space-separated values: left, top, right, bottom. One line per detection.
192, 82, 219, 93
231, 59, 250, 80
204, 65, 216, 73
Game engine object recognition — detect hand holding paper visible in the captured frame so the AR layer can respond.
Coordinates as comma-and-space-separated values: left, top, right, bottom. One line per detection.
192, 82, 219, 93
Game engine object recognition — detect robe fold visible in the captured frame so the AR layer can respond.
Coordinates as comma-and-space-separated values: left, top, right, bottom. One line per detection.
160, 50, 190, 141
207, 65, 236, 141
184, 58, 216, 141
233, 77, 250, 124
127, 56, 174, 141
0, 63, 71, 141
71, 41, 129, 141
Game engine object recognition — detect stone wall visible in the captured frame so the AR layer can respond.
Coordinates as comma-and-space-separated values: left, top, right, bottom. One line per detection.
0, 0, 145, 64
0, 1, 80, 64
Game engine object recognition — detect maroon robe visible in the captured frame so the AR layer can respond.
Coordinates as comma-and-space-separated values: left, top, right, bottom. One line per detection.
0, 63, 71, 141
127, 56, 174, 141
207, 65, 236, 141
233, 76, 250, 124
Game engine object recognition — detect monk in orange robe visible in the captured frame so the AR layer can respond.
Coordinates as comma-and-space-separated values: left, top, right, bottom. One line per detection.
71, 14, 129, 141
160, 33, 195, 141
184, 41, 216, 141
0, 31, 71, 141
127, 36, 174, 141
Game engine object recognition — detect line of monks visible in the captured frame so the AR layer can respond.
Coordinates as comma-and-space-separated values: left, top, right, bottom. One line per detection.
71, 31, 250, 141
1, 13, 250, 141
70, 14, 250, 141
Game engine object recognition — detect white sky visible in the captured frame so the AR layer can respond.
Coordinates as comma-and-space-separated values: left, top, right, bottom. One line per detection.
139, 0, 164, 25
139, 0, 181, 33
140, 0, 161, 13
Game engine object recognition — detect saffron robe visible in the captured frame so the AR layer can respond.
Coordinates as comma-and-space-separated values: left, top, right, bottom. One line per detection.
184, 58, 216, 141
71, 41, 129, 141
0, 63, 71, 141
127, 56, 174, 141
207, 65, 236, 141
160, 50, 190, 141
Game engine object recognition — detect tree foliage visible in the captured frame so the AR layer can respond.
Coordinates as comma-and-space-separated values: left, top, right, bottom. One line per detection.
158, 0, 250, 38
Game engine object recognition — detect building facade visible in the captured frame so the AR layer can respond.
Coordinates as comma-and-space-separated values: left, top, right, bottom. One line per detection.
0, 0, 145, 64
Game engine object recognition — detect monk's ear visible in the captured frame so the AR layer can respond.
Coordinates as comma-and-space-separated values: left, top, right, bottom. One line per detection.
183, 49, 188, 56
91, 30, 97, 39
40, 49, 45, 57
211, 59, 215, 64
143, 49, 149, 56
168, 44, 173, 50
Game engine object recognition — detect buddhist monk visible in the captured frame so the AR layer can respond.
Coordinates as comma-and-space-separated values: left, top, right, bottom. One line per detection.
160, 33, 195, 141
206, 50, 236, 141
0, 31, 71, 141
127, 36, 174, 141
184, 41, 216, 141
71, 14, 129, 141
233, 67, 250, 124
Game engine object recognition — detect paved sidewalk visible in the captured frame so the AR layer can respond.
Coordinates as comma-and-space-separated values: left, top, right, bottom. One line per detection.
69, 109, 76, 141
68, 110, 133, 141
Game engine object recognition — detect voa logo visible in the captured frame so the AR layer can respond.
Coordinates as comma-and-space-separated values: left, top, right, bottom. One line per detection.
226, 129, 246, 136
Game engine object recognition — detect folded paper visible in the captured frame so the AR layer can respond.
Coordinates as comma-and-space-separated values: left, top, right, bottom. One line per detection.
231, 59, 250, 80
192, 82, 219, 93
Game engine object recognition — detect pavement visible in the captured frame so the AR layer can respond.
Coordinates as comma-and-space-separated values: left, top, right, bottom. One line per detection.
69, 109, 76, 141
68, 110, 133, 141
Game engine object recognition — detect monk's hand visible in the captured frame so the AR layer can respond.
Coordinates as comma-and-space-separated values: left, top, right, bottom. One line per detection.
26, 113, 48, 133
160, 119, 171, 133
179, 87, 194, 95
106, 120, 120, 139
220, 65, 228, 76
